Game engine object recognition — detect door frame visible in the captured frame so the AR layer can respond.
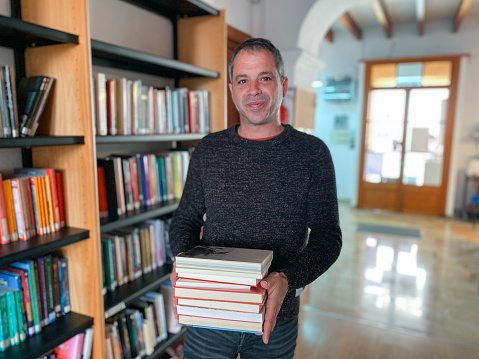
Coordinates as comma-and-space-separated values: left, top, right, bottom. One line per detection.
357, 55, 462, 215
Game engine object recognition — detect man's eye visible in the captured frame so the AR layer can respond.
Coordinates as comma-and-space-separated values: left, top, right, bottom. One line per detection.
261, 77, 272, 81
238, 79, 247, 84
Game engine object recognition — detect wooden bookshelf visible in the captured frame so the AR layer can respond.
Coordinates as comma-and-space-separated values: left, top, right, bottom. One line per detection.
0, 0, 228, 357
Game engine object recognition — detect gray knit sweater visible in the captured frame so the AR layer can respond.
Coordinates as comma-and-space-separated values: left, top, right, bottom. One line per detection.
170, 124, 342, 321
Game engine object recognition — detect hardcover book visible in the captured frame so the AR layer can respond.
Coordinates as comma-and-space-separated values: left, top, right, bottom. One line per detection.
175, 246, 273, 273
179, 315, 263, 334
174, 285, 266, 304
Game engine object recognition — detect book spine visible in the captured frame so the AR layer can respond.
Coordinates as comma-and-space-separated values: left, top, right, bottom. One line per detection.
5, 290, 19, 346
2, 181, 17, 241
0, 293, 10, 351
58, 257, 71, 315
55, 171, 65, 228
44, 255, 56, 323
28, 177, 42, 235
51, 256, 62, 318
36, 258, 49, 327
10, 179, 27, 241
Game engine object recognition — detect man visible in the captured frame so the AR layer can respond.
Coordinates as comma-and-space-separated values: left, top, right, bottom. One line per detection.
169, 38, 342, 359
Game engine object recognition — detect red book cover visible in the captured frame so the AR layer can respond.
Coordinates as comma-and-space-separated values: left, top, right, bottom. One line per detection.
55, 171, 65, 228
0, 174, 11, 244
97, 167, 109, 219
54, 332, 85, 359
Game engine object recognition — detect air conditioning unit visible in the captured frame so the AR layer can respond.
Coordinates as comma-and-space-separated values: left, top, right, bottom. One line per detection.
322, 78, 354, 101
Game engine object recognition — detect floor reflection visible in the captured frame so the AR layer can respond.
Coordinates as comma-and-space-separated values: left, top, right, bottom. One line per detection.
296, 202, 479, 357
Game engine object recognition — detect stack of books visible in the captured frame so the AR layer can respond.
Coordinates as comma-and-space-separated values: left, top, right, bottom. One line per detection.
174, 245, 273, 334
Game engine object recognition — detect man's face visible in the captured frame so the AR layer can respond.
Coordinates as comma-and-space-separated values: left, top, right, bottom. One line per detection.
229, 50, 288, 127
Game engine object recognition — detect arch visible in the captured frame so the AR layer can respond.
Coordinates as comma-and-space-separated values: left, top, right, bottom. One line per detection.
294, 0, 363, 87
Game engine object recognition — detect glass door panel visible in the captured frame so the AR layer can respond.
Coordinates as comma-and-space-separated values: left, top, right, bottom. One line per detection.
403, 88, 449, 187
364, 89, 406, 183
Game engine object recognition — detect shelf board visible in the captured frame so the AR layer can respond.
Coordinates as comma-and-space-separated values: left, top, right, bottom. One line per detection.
0, 15, 79, 49
96, 133, 206, 144
148, 327, 187, 359
120, 0, 218, 19
0, 136, 84, 149
91, 40, 219, 79
100, 200, 179, 233
104, 264, 173, 319
0, 227, 90, 266
0, 312, 93, 359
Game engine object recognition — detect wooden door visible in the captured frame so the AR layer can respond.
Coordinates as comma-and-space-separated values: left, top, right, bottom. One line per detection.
358, 56, 461, 215
226, 26, 251, 128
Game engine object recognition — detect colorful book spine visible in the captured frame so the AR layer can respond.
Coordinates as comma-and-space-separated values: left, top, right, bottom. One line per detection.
58, 257, 71, 315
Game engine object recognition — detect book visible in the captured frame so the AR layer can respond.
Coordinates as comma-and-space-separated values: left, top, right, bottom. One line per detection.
174, 285, 266, 304
0, 271, 27, 342
176, 268, 265, 286
175, 278, 251, 290
2, 180, 18, 241
58, 257, 71, 315
178, 315, 263, 334
1, 66, 19, 137
53, 332, 84, 359
175, 246, 273, 273
93, 72, 107, 136
82, 328, 94, 359
0, 286, 20, 346
177, 297, 265, 314
160, 281, 181, 334
176, 305, 264, 323
55, 171, 66, 228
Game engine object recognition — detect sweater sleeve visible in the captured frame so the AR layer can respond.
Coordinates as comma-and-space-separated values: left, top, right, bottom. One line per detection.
281, 142, 342, 291
169, 143, 206, 257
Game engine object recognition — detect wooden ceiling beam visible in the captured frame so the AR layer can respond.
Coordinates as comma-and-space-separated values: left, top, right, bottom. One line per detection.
325, 29, 334, 43
453, 0, 472, 32
416, 0, 426, 36
371, 0, 392, 38
339, 12, 362, 40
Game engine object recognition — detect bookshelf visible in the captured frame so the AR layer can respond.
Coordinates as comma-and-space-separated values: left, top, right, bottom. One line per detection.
0, 3, 95, 358
91, 1, 226, 355
0, 0, 228, 357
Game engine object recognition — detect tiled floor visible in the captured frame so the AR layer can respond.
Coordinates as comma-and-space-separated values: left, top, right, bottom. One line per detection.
294, 202, 479, 358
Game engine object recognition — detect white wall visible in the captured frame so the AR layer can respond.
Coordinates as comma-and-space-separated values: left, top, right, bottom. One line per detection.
315, 20, 479, 214
201, 0, 256, 35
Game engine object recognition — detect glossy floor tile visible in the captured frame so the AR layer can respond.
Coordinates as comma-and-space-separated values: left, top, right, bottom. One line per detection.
294, 202, 479, 358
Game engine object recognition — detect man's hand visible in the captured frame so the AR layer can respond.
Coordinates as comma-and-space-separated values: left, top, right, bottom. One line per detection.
259, 272, 289, 344
170, 260, 179, 319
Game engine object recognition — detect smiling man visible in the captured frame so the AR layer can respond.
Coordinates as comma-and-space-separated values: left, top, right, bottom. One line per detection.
169, 38, 342, 359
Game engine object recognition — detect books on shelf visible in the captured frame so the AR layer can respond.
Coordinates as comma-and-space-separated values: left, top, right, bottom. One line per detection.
0, 255, 71, 351
92, 72, 210, 136
104, 290, 169, 359
0, 168, 66, 243
97, 149, 192, 220
174, 246, 273, 334
100, 218, 168, 293
16, 75, 55, 137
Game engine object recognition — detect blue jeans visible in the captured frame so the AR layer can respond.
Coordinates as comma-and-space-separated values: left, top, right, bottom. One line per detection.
183, 317, 298, 359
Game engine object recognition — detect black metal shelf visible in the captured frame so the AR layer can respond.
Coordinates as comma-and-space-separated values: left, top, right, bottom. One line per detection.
91, 40, 219, 79
121, 0, 218, 20
0, 312, 93, 359
100, 200, 179, 234
0, 136, 84, 149
104, 264, 173, 319
0, 227, 90, 266
0, 15, 79, 49
149, 327, 187, 359
96, 133, 206, 144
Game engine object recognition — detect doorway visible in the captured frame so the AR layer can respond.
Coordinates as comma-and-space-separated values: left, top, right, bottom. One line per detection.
358, 56, 461, 215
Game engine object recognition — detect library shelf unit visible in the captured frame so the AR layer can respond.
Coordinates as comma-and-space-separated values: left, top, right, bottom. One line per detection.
0, 1, 97, 357
0, 312, 93, 359
92, 0, 227, 355
2, 0, 228, 357
151, 327, 188, 359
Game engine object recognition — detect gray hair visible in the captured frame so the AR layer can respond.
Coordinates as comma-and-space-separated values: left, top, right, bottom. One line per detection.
228, 38, 284, 83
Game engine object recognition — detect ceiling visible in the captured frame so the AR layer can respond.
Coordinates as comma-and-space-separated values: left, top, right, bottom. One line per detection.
328, 0, 479, 41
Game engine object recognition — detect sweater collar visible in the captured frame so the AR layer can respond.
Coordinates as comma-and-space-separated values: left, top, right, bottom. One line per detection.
229, 124, 294, 149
